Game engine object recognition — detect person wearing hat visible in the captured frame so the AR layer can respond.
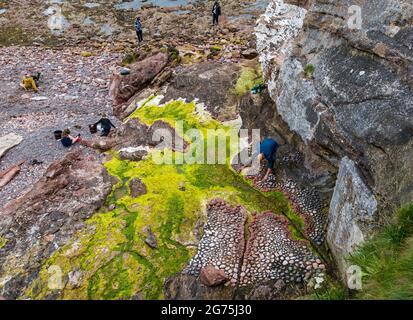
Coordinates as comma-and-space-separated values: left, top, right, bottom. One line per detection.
20, 72, 41, 92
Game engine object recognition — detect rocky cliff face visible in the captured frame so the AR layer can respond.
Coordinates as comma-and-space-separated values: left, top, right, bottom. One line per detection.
256, 0, 413, 275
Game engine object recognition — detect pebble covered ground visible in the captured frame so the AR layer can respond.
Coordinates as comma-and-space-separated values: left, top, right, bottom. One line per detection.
183, 198, 247, 285
247, 153, 326, 246
0, 46, 122, 207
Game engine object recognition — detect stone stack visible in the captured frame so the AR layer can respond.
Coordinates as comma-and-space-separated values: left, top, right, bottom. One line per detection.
240, 212, 324, 286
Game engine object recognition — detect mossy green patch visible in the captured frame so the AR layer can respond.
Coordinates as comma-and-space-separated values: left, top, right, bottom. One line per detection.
26, 97, 307, 300
304, 64, 315, 78
80, 51, 94, 58
210, 45, 222, 54
304, 276, 349, 300
121, 51, 139, 66
129, 98, 223, 135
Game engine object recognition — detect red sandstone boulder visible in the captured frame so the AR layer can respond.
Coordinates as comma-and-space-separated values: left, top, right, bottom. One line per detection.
109, 52, 169, 116
0, 150, 115, 299
200, 266, 228, 287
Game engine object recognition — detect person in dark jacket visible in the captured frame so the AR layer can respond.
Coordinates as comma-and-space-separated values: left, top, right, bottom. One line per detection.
212, 1, 221, 26
238, 137, 279, 181
93, 115, 116, 137
135, 17, 143, 43
60, 128, 81, 148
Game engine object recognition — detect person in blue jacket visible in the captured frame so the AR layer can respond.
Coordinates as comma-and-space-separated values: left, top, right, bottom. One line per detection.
135, 16, 143, 43
60, 129, 81, 148
239, 137, 279, 181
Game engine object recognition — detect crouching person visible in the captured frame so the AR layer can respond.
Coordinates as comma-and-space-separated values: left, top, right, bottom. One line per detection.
238, 137, 279, 181
93, 115, 116, 137
61, 129, 81, 148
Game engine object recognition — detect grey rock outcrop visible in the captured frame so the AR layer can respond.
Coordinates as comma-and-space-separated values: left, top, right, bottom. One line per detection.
327, 157, 378, 274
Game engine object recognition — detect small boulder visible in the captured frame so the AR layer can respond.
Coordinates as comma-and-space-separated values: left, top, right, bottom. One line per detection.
200, 266, 228, 287
129, 178, 147, 198
120, 67, 131, 76
0, 133, 23, 159
67, 269, 83, 289
114, 187, 127, 200
143, 226, 158, 248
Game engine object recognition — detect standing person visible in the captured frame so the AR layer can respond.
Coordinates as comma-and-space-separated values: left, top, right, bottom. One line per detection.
212, 1, 221, 26
135, 16, 143, 43
93, 115, 116, 137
